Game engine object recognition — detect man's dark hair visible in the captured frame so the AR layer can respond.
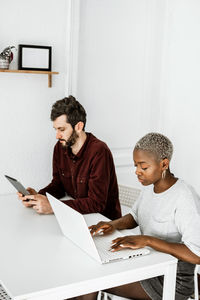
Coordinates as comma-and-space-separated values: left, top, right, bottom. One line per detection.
51, 95, 87, 129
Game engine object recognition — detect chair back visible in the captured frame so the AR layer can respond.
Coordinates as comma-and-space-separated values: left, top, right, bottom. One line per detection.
118, 184, 141, 208
194, 264, 200, 300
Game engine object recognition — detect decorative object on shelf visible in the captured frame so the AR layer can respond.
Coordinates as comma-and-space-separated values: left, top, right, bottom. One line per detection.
0, 46, 16, 69
18, 44, 52, 71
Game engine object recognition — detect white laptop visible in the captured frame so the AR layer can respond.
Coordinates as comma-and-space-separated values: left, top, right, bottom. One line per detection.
0, 282, 12, 300
47, 193, 150, 264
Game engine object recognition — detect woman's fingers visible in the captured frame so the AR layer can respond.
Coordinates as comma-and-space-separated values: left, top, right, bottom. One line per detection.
111, 235, 147, 251
89, 223, 112, 236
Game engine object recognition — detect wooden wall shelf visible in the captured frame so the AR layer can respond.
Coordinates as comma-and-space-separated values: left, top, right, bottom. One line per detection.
0, 69, 59, 87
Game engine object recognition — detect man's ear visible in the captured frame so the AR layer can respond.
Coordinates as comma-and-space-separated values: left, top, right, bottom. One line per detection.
74, 121, 84, 132
161, 158, 170, 171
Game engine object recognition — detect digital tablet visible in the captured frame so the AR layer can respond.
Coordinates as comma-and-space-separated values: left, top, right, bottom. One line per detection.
5, 175, 30, 196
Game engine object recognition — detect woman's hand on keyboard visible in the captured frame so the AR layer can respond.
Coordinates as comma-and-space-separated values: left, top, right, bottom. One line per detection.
110, 235, 148, 251
89, 221, 116, 236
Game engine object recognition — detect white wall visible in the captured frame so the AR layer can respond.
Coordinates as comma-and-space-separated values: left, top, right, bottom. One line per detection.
76, 0, 167, 188
159, 0, 200, 193
76, 0, 200, 193
1, 0, 200, 195
0, 0, 70, 194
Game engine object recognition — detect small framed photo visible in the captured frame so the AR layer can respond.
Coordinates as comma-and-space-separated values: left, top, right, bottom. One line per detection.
18, 44, 52, 71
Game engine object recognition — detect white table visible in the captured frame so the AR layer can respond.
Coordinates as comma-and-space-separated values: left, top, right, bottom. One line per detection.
0, 194, 177, 300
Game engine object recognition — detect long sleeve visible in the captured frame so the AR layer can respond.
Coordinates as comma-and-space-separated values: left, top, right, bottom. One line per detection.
39, 133, 121, 220
39, 146, 66, 199
62, 146, 120, 219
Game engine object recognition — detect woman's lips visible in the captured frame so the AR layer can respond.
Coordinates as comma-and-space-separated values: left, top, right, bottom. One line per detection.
138, 177, 144, 182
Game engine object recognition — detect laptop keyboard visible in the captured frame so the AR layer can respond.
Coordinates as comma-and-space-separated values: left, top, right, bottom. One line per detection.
0, 283, 12, 300
94, 234, 143, 262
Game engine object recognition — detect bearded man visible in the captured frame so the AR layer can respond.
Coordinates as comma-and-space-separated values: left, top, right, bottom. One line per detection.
18, 96, 121, 220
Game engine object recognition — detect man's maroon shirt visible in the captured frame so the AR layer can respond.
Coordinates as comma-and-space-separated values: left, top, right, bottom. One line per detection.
39, 133, 121, 220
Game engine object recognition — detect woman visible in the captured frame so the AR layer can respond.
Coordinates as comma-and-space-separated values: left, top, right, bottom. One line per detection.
83, 133, 200, 300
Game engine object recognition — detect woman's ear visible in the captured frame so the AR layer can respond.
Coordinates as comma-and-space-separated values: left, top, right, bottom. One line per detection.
74, 121, 84, 132
161, 158, 170, 171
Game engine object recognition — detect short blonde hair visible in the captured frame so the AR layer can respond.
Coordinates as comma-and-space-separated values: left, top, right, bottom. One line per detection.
134, 132, 173, 161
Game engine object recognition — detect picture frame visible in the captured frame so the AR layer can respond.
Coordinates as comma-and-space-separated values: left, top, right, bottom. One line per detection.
18, 44, 52, 71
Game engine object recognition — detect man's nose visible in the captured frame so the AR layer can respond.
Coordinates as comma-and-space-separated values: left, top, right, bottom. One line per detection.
56, 132, 61, 139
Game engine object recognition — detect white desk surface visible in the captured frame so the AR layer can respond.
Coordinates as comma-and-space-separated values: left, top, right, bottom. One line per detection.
0, 194, 177, 300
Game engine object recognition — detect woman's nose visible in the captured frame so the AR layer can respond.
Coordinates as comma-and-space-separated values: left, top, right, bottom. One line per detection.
135, 168, 142, 175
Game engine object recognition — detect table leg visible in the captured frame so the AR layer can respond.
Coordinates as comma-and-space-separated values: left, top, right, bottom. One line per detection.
162, 263, 177, 300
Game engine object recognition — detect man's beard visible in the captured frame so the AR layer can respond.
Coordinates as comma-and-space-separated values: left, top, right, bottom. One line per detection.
59, 130, 79, 148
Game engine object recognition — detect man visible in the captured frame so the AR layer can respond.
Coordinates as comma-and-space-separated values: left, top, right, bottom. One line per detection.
18, 96, 121, 220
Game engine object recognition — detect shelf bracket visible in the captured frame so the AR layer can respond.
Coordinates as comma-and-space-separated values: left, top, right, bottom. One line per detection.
48, 74, 52, 88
